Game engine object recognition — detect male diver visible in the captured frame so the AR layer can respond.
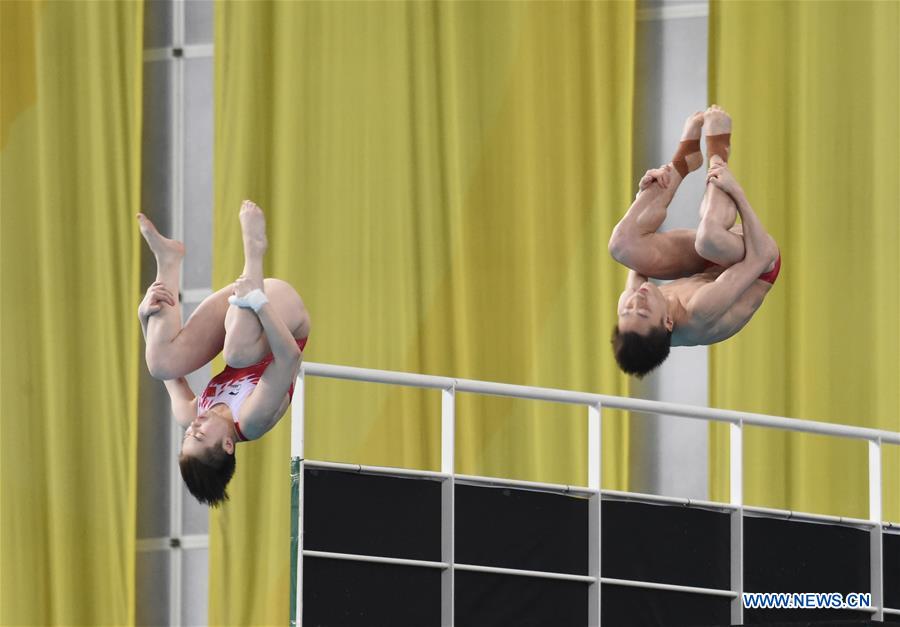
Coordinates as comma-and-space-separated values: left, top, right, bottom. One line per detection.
608, 106, 779, 377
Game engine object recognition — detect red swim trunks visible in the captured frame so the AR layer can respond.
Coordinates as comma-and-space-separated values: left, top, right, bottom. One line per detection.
757, 252, 781, 285
703, 252, 781, 285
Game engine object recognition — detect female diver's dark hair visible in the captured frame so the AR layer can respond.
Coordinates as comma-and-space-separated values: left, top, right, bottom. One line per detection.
179, 448, 236, 507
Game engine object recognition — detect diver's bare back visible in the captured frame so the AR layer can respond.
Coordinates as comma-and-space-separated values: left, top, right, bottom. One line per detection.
664, 267, 774, 347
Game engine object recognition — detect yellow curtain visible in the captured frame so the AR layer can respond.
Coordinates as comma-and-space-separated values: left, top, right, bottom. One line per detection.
0, 1, 143, 625
212, 1, 634, 623
709, 0, 899, 521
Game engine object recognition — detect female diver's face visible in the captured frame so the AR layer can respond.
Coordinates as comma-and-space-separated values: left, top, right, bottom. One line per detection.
181, 411, 233, 458
617, 281, 668, 335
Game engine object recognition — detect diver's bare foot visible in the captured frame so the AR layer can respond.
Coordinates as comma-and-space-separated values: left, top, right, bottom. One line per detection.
682, 111, 704, 141
704, 105, 731, 163
137, 213, 185, 264
239, 200, 268, 258
639, 164, 675, 192
669, 111, 704, 178
703, 105, 731, 135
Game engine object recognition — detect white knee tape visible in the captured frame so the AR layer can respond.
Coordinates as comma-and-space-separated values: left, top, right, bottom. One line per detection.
228, 288, 268, 313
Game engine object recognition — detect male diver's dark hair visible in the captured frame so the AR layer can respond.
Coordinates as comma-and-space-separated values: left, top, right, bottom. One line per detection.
179, 448, 236, 507
611, 325, 672, 378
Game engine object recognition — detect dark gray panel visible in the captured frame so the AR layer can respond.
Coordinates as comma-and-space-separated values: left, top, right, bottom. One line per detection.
601, 500, 729, 589
142, 60, 173, 222
456, 484, 588, 575
304, 469, 442, 561
601, 585, 730, 627
183, 57, 214, 290
457, 571, 587, 627
138, 47, 175, 545
144, 0, 173, 51
633, 17, 665, 175
136, 549, 170, 626
137, 365, 172, 539
177, 301, 213, 532
744, 517, 871, 623
185, 0, 214, 45
304, 558, 441, 627
886, 531, 900, 609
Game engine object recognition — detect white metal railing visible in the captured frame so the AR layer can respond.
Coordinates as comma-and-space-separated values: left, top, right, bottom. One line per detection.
290, 361, 900, 626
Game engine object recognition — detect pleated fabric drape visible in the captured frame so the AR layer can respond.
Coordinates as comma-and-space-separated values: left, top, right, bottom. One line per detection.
0, 1, 143, 624
708, 0, 899, 521
211, 2, 635, 623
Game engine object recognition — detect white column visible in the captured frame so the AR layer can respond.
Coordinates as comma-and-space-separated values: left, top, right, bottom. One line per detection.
630, 0, 710, 501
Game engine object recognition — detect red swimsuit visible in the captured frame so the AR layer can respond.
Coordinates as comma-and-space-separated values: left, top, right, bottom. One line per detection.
197, 337, 308, 441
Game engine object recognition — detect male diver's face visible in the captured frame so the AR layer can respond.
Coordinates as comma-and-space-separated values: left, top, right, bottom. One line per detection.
181, 411, 232, 459
617, 281, 668, 335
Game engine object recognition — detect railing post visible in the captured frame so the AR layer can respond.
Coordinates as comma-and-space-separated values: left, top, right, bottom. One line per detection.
869, 439, 883, 621
588, 403, 602, 626
730, 420, 743, 625
441, 387, 456, 626
290, 367, 306, 626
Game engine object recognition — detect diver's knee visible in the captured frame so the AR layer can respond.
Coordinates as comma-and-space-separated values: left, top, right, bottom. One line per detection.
145, 349, 181, 381
223, 340, 258, 369
608, 224, 639, 265
694, 224, 725, 262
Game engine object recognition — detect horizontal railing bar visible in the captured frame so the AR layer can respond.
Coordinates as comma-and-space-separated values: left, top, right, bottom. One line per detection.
301, 363, 900, 444
303, 550, 448, 570
302, 548, 886, 606
601, 577, 737, 598
601, 400, 900, 444
459, 380, 900, 443
853, 606, 877, 613
302, 550, 595, 583
302, 362, 454, 390
455, 563, 596, 583
304, 460, 449, 481
453, 378, 604, 406
884, 607, 900, 616
743, 505, 877, 528
602, 489, 738, 511
455, 473, 598, 496
301, 550, 748, 597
